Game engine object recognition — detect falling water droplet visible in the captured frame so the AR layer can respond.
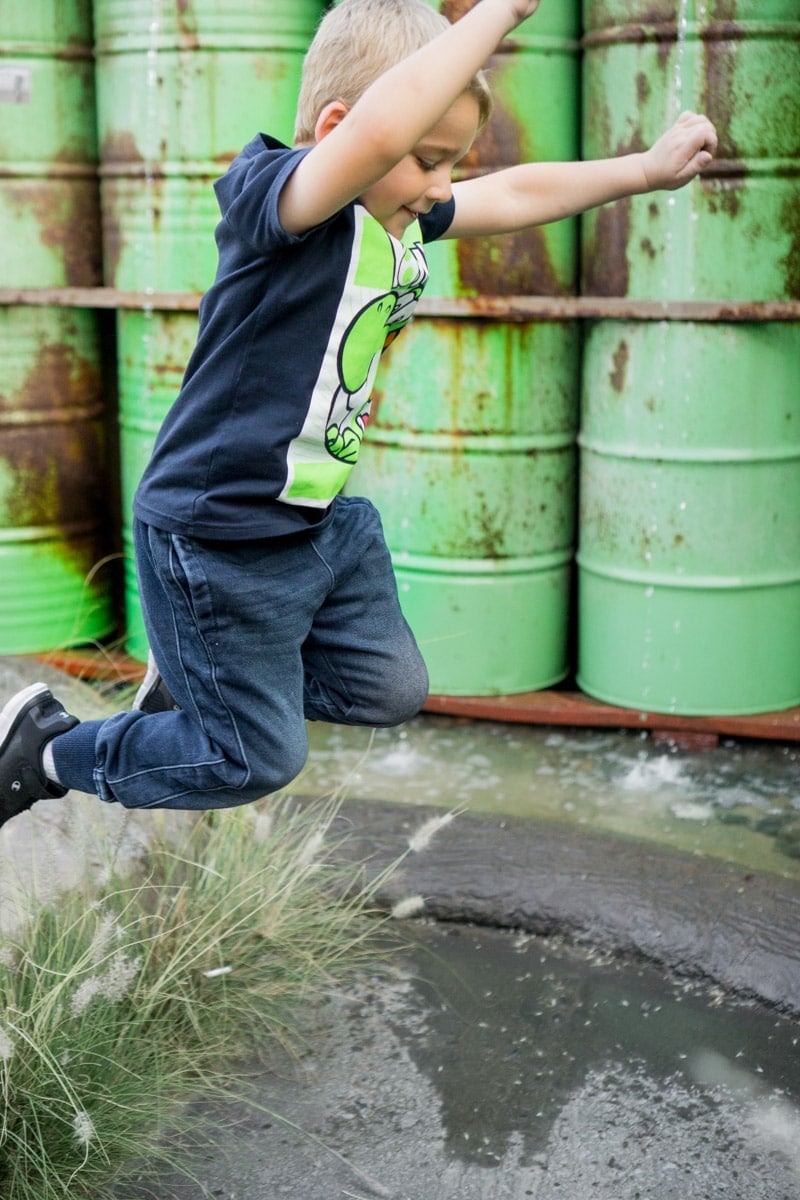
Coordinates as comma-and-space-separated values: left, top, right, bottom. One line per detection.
672, 0, 691, 118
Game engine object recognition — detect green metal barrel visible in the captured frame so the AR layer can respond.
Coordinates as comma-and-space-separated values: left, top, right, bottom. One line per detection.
354, 1, 581, 695
577, 320, 800, 715
0, 0, 113, 653
582, 0, 800, 301
0, 308, 112, 655
0, 0, 101, 288
116, 310, 200, 661
94, 0, 325, 290
578, 1, 800, 714
355, 320, 580, 695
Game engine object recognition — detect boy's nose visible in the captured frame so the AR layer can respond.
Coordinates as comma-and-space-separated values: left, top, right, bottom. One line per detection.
425, 167, 452, 204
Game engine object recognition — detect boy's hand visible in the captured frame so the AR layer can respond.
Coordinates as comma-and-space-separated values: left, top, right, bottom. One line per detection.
482, 0, 539, 27
503, 0, 541, 22
641, 110, 718, 191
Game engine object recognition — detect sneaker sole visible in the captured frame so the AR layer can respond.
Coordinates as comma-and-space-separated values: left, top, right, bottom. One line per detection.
133, 653, 160, 712
133, 652, 179, 714
0, 683, 52, 751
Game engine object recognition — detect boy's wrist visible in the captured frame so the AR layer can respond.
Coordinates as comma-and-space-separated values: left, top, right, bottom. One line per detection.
632, 151, 656, 195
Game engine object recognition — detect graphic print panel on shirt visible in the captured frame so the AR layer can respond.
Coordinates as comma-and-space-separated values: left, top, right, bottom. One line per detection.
280, 208, 428, 507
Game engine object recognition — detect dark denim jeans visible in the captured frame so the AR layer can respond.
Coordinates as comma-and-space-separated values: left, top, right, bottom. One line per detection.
53, 496, 428, 810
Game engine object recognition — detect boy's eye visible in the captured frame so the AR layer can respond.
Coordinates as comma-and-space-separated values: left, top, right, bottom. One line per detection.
415, 156, 436, 171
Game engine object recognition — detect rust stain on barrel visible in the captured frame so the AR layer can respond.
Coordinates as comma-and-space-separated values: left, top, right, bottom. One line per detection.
3, 181, 102, 286
583, 198, 632, 297
99, 130, 145, 166
0, 341, 106, 554
609, 339, 629, 393
702, 25, 742, 161
455, 54, 569, 296
457, 227, 568, 296
439, 0, 478, 21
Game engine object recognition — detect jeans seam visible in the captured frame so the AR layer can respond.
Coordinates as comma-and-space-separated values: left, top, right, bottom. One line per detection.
166, 533, 252, 792
309, 538, 336, 591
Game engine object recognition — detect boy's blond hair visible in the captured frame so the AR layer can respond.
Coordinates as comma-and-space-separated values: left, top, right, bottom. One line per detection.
294, 0, 493, 145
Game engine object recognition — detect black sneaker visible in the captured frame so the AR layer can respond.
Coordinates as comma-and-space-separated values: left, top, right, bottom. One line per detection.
0, 683, 79, 827
133, 652, 180, 715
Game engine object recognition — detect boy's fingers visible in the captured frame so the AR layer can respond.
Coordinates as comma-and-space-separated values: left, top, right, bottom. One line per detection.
680, 147, 713, 182
679, 115, 718, 157
686, 151, 712, 178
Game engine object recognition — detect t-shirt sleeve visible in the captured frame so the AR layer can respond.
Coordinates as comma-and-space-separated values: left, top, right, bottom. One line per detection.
214, 142, 312, 254
419, 195, 456, 243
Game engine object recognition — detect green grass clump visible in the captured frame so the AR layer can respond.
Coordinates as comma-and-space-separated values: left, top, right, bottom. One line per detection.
0, 797, 388, 1199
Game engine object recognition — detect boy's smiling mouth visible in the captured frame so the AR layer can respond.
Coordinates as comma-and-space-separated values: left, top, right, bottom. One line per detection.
402, 204, 431, 222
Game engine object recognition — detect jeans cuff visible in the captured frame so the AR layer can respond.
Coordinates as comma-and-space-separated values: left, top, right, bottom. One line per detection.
50, 719, 104, 797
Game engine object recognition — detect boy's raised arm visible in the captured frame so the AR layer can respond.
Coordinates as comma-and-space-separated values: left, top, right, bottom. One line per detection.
448, 110, 718, 239
278, 0, 541, 236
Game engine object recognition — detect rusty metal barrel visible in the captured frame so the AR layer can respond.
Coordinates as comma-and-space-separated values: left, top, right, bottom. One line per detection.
0, 0, 114, 653
356, 320, 580, 696
0, 0, 101, 289
354, 1, 582, 695
93, 0, 325, 657
94, 0, 325, 291
578, 0, 800, 713
582, 0, 800, 302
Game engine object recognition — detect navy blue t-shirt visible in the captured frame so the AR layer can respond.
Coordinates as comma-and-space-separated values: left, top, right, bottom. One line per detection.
134, 134, 455, 539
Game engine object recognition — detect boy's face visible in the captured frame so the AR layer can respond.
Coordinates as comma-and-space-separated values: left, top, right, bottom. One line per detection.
359, 92, 480, 240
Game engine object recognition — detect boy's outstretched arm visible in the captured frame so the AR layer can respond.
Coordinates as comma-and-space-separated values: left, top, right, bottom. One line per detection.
447, 110, 718, 239
279, 0, 540, 236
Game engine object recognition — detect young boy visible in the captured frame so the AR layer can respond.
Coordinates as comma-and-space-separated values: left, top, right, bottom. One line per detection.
0, 0, 716, 826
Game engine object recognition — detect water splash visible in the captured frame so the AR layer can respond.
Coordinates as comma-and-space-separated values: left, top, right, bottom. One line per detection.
664, 0, 698, 298
138, 0, 163, 409
142, 0, 162, 290
671, 0, 692, 118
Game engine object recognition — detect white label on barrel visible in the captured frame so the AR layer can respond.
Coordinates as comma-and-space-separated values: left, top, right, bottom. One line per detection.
0, 67, 32, 104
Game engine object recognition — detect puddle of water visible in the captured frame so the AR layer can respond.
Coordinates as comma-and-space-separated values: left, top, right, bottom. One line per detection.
118, 922, 800, 1200
395, 923, 800, 1175
303, 716, 800, 881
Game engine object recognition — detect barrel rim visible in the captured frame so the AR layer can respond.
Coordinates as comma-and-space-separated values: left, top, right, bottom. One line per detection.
576, 556, 800, 590
582, 22, 800, 46
393, 549, 574, 574
577, 438, 800, 463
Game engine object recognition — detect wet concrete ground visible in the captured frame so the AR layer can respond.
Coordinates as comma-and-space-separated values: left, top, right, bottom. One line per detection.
302, 718, 800, 882
2, 656, 799, 1197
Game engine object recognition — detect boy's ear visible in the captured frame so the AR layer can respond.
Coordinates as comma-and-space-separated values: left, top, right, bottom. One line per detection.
314, 100, 350, 143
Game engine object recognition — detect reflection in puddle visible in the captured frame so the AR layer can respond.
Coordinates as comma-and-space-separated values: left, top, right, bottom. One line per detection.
384, 922, 800, 1196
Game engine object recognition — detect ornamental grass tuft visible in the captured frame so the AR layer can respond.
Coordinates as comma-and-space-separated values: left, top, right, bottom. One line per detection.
0, 795, 391, 1199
